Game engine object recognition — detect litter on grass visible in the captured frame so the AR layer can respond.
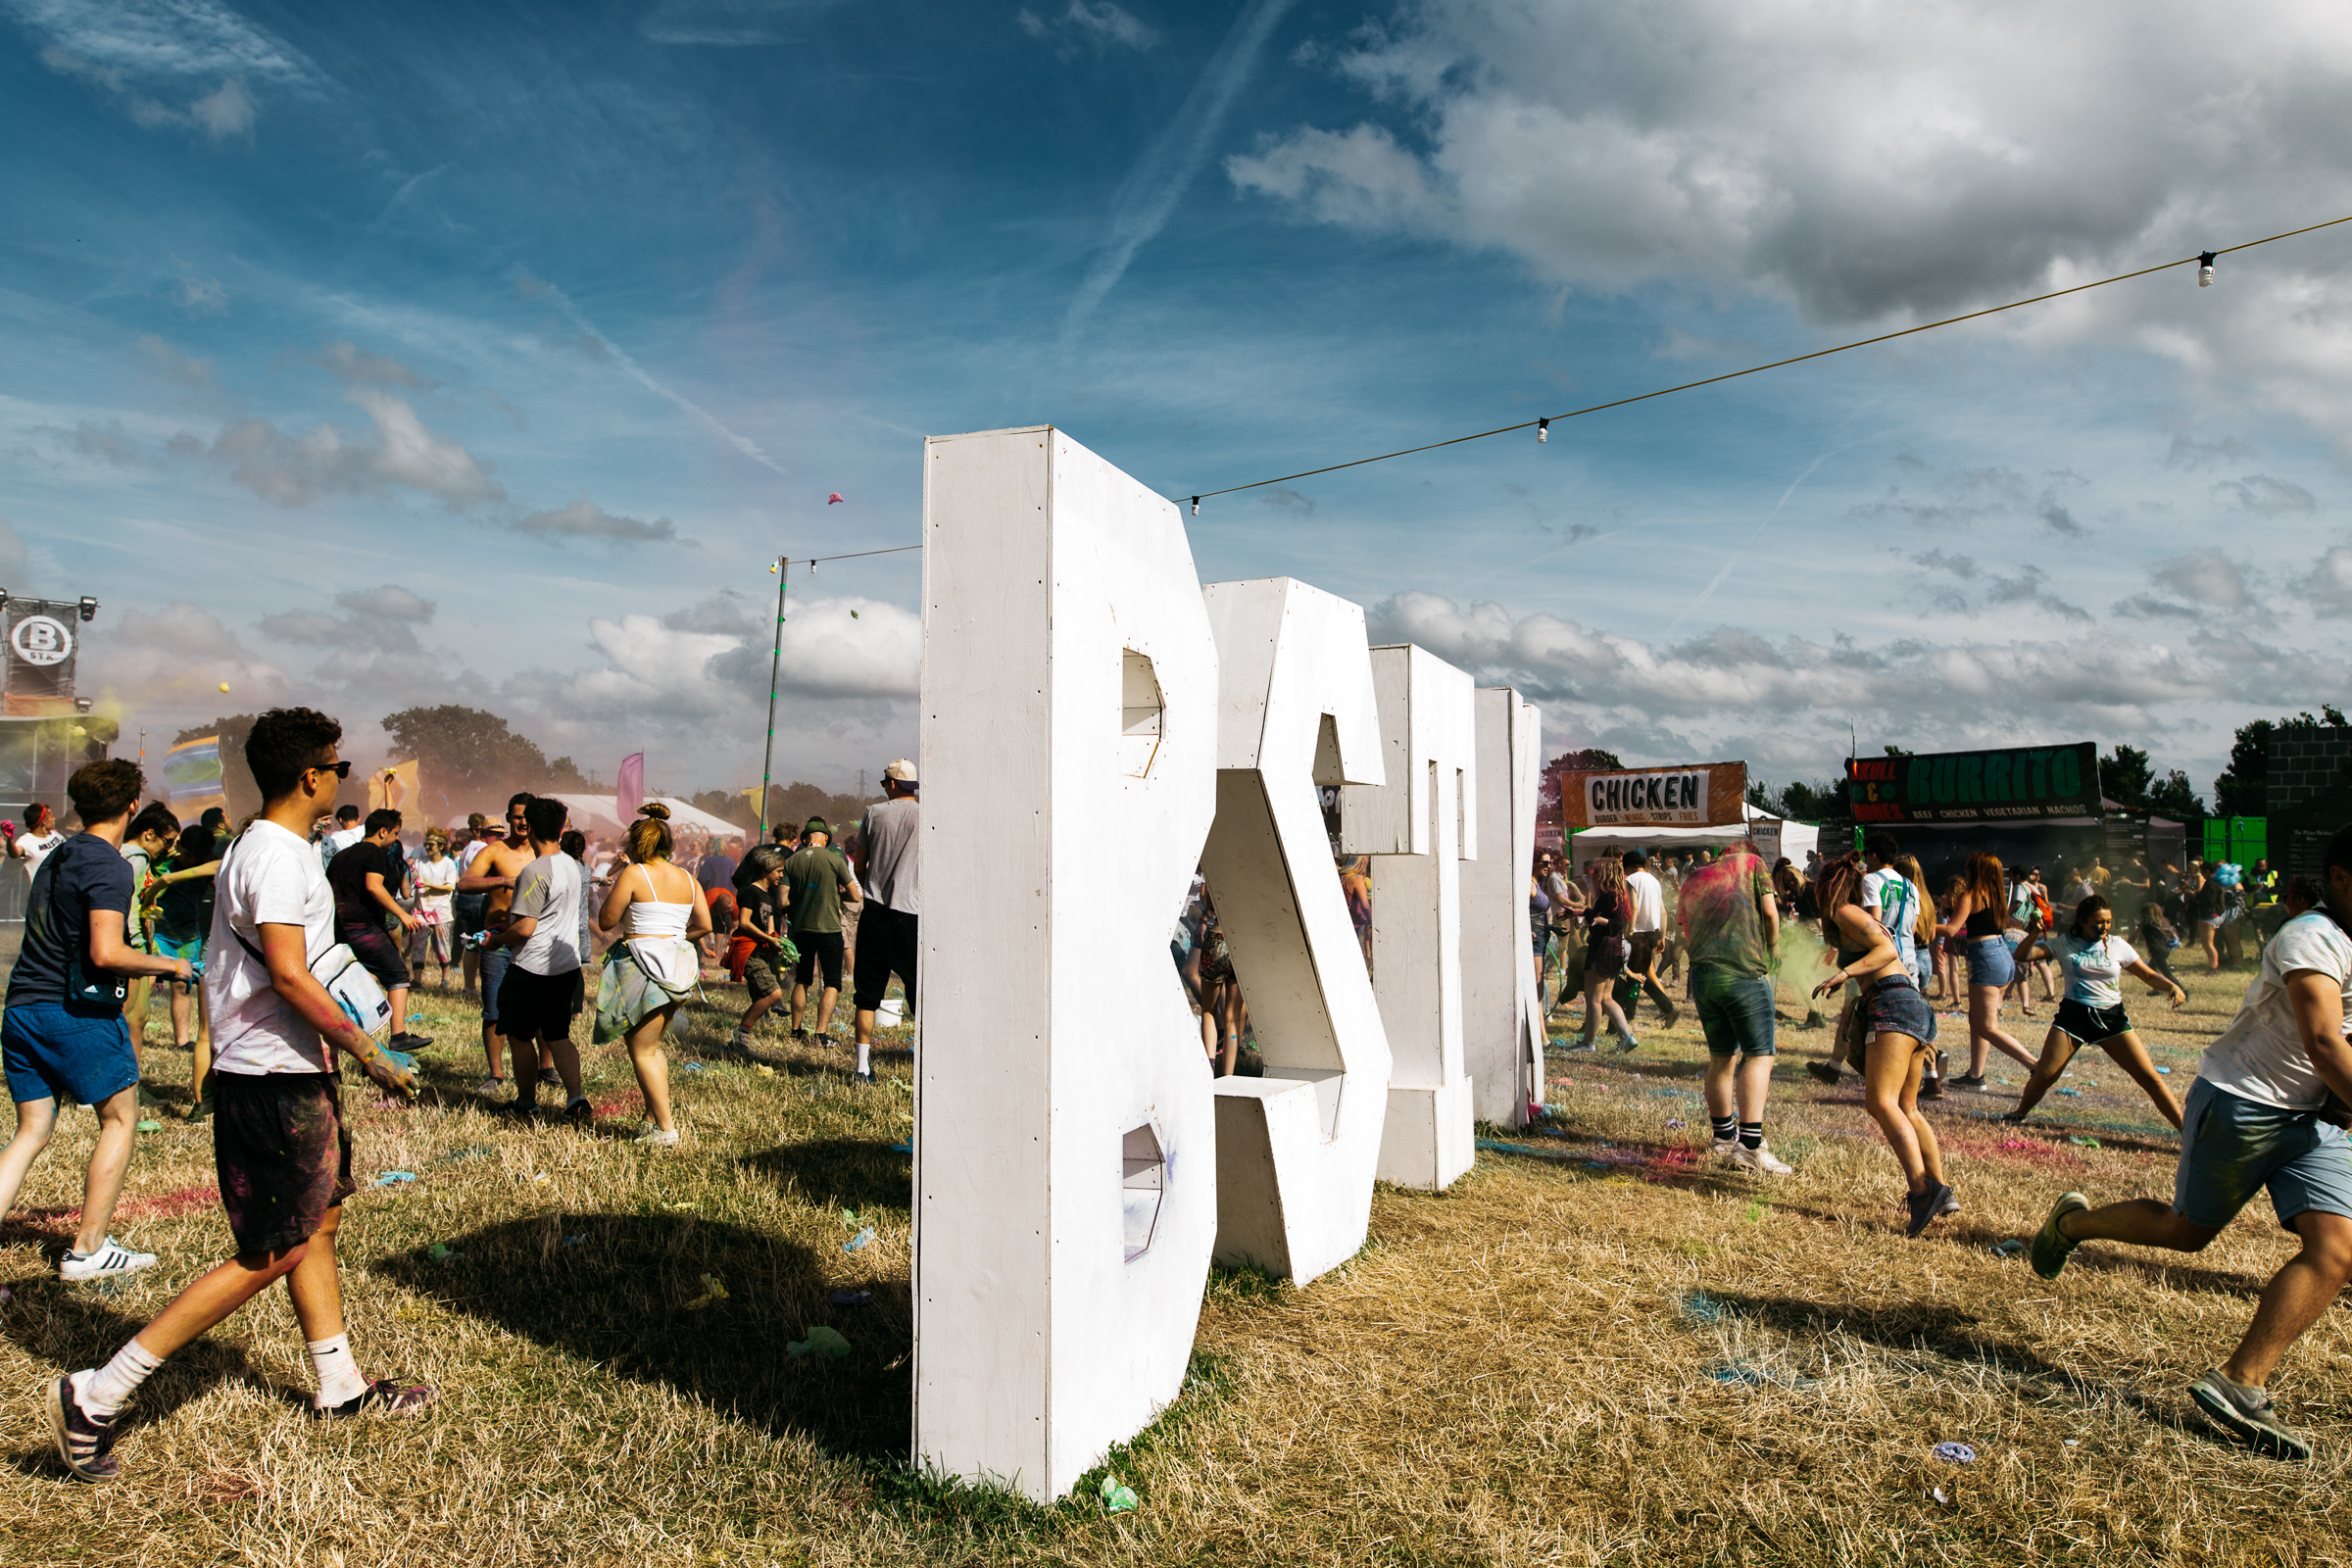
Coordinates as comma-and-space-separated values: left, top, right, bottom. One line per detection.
426, 1243, 462, 1262
1934, 1442, 1978, 1464
845, 1227, 875, 1252
1100, 1476, 1139, 1513
1990, 1240, 2026, 1258
890, 1140, 913, 1153
2070, 1137, 2102, 1149
1676, 1290, 1726, 1323
830, 1289, 872, 1306
2056, 1088, 2081, 1097
562, 1235, 584, 1247
136, 1119, 163, 1133
684, 1273, 729, 1310
1666, 1118, 1687, 1129
371, 1171, 418, 1187
787, 1326, 851, 1360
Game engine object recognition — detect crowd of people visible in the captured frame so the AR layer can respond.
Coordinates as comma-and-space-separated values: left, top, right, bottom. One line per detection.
4, 714, 2349, 1472
0, 710, 924, 1482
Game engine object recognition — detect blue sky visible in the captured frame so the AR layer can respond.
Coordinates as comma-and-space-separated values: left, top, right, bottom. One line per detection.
6, 0, 2352, 803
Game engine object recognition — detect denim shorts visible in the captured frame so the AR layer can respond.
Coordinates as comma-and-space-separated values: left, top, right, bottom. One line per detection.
2175, 1078, 2352, 1233
1691, 969, 1775, 1058
1967, 935, 2016, 989
2, 1002, 140, 1107
480, 946, 512, 1024
1858, 974, 1934, 1041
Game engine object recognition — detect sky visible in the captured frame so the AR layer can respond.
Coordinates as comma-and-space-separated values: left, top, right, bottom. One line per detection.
6, 0, 2352, 806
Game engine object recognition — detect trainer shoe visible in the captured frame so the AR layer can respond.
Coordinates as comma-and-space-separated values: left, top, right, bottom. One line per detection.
473, 1075, 506, 1101
2031, 1191, 2090, 1279
851, 1069, 876, 1087
1564, 1040, 1598, 1054
537, 1069, 562, 1091
1949, 1073, 1987, 1090
564, 1096, 593, 1126
1612, 1035, 1641, 1055
2187, 1369, 2313, 1461
1937, 1189, 1961, 1216
1919, 1075, 1944, 1101
1735, 1142, 1793, 1176
60, 1237, 157, 1283
1905, 1181, 1953, 1238
1710, 1137, 1742, 1163
1805, 1061, 1841, 1086
316, 1380, 438, 1421
391, 1031, 435, 1052
46, 1374, 119, 1482
634, 1126, 681, 1147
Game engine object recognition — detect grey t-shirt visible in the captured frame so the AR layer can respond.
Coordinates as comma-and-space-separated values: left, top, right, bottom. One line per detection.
510, 852, 584, 976
860, 796, 919, 915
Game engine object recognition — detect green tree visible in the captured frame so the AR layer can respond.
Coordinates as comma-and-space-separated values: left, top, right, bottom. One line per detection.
1548, 748, 1626, 773
2148, 769, 2207, 819
545, 756, 591, 791
380, 706, 550, 813
2102, 744, 2153, 811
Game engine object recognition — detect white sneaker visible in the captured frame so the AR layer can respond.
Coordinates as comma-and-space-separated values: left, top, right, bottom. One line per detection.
1733, 1142, 1794, 1176
60, 1237, 158, 1282
633, 1126, 680, 1147
1710, 1138, 1742, 1162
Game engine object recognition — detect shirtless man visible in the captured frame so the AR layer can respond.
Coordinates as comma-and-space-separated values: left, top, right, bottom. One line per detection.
456, 794, 537, 1099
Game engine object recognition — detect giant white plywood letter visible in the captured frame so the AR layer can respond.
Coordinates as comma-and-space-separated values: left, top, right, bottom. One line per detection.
1462, 688, 1545, 1130
915, 426, 1218, 1501
1199, 577, 1390, 1284
1340, 644, 1478, 1191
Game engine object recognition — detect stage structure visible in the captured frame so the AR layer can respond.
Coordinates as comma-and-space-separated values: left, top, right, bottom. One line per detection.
914, 426, 1530, 1501
1199, 577, 1392, 1286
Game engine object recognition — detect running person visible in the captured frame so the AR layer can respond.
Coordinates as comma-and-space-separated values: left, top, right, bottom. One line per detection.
148, 822, 220, 1117
43, 710, 429, 1484
728, 848, 793, 1052
594, 805, 711, 1145
1935, 852, 2035, 1087
120, 803, 179, 1075
1813, 853, 1951, 1236
326, 809, 429, 1053
1572, 856, 1639, 1054
2003, 894, 2189, 1127
2026, 825, 2352, 1461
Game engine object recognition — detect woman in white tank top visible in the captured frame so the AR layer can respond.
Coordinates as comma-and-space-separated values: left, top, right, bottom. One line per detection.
592, 806, 711, 1145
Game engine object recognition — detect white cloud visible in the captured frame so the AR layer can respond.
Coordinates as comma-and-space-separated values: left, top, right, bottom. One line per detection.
172, 258, 226, 315
207, 389, 502, 509
2214, 473, 2317, 514
554, 594, 919, 720
1021, 2, 1161, 52
186, 74, 253, 137
314, 341, 428, 389
2149, 549, 2251, 609
88, 601, 292, 714
2301, 545, 2352, 614
136, 333, 219, 391
514, 497, 687, 545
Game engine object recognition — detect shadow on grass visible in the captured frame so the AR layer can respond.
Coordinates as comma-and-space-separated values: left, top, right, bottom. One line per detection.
373, 1212, 910, 1459
741, 1137, 911, 1213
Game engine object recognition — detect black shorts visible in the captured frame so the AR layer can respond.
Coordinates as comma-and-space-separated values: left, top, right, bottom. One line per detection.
214, 1071, 355, 1256
854, 907, 917, 1012
339, 921, 411, 991
2054, 999, 2132, 1043
497, 965, 583, 1043
793, 930, 846, 991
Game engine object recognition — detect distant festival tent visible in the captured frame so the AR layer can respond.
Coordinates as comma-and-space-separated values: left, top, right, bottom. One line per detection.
1563, 802, 1818, 870
444, 794, 740, 840
161, 734, 227, 819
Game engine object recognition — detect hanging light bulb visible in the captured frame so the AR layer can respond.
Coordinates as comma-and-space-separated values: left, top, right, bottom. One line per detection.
1190, 496, 1200, 515
1537, 416, 1551, 444
2198, 250, 2216, 288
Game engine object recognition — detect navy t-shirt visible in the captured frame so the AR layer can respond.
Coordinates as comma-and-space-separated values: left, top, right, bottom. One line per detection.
328, 841, 392, 933
698, 853, 737, 892
5, 831, 135, 1011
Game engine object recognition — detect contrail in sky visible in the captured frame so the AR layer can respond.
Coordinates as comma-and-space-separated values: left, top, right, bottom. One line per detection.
1060, 0, 1297, 346
522, 271, 789, 477
1667, 409, 1877, 638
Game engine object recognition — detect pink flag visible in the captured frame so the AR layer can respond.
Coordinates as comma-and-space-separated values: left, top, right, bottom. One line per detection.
616, 752, 645, 822
827, 492, 845, 505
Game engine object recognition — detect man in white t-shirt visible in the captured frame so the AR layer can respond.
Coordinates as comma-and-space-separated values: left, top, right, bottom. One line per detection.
9, 803, 67, 881
480, 796, 588, 1124
1613, 850, 1679, 1028
45, 707, 431, 1485
2028, 826, 2352, 1463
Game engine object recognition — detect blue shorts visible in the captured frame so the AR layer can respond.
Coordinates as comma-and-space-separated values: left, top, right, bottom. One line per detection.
1967, 935, 2015, 989
2175, 1078, 2352, 1234
1691, 969, 1775, 1058
3, 1002, 140, 1108
480, 946, 512, 1024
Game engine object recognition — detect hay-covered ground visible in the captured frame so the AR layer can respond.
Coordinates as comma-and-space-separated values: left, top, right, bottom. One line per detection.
1, 960, 2347, 1567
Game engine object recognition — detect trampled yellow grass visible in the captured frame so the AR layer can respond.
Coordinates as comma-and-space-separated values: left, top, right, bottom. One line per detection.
2, 967, 2347, 1566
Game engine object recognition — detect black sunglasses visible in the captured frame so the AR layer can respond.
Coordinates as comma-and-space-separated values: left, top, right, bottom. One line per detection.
311, 760, 354, 780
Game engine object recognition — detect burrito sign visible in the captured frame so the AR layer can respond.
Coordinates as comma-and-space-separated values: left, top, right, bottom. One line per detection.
1846, 742, 2099, 823
1556, 761, 1748, 828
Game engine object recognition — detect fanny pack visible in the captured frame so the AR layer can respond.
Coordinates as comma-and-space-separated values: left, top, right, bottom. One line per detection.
221, 841, 393, 1045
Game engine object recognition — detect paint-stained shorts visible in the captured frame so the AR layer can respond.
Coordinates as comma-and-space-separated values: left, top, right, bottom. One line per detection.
2175, 1078, 2352, 1234
214, 1070, 355, 1256
1690, 970, 1775, 1058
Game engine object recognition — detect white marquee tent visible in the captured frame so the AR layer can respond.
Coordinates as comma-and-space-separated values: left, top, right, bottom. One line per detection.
442, 795, 746, 840
1565, 803, 1819, 869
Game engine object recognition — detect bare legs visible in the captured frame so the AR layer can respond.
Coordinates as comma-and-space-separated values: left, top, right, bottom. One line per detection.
2011, 1026, 2184, 1128
1578, 974, 1632, 1049
1967, 983, 2034, 1077
625, 1005, 675, 1134
1859, 1033, 1943, 1195
1702, 1052, 1774, 1128
0, 1089, 144, 1257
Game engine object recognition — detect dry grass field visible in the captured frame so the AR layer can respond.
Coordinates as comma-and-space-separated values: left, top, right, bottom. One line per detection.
2, 961, 2348, 1567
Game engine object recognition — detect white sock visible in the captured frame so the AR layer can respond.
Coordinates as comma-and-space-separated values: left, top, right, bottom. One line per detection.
308, 1333, 367, 1408
81, 1337, 165, 1417
857, 1042, 871, 1074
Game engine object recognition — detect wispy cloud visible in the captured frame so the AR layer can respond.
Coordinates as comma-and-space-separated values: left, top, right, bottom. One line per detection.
515, 497, 691, 546
1060, 0, 1295, 344
516, 271, 789, 477
1020, 2, 1161, 54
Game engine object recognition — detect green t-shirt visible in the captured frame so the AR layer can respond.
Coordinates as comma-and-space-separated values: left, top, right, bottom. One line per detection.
1680, 850, 1775, 978
782, 845, 853, 935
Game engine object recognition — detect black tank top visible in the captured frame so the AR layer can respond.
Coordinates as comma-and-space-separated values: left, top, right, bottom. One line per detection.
1965, 906, 2001, 939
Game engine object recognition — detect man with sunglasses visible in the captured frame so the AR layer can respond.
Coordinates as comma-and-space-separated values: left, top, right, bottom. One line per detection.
47, 708, 429, 1484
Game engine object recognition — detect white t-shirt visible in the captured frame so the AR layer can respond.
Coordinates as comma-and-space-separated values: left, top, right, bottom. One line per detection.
1863, 868, 1918, 965
2048, 932, 2140, 1007
457, 838, 487, 874
205, 820, 337, 1075
2199, 912, 2352, 1110
509, 851, 583, 975
16, 828, 66, 881
414, 855, 458, 923
1626, 869, 1664, 934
